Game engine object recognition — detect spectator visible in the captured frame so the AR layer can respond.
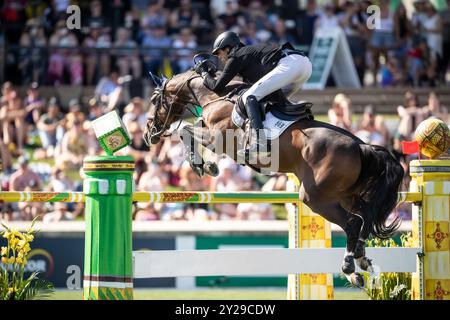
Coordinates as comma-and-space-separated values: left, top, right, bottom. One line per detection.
122, 97, 148, 128
411, 0, 427, 44
134, 202, 160, 221
113, 27, 141, 78
56, 118, 89, 170
296, 0, 319, 47
407, 38, 429, 86
156, 137, 185, 182
236, 202, 274, 220
46, 166, 74, 192
381, 54, 405, 87
179, 164, 214, 221
138, 161, 170, 191
43, 202, 74, 223
369, 0, 395, 87
338, 1, 367, 84
87, 97, 105, 121
172, 27, 197, 73
141, 1, 167, 30
124, 8, 142, 42
1, 0, 26, 45
85, 0, 108, 29
142, 25, 173, 76
9, 156, 42, 191
83, 22, 112, 85
0, 140, 13, 174
83, 118, 103, 156
262, 174, 288, 192
36, 98, 64, 158
245, 0, 271, 32
328, 93, 353, 132
95, 69, 124, 111
18, 19, 47, 84
422, 2, 443, 82
24, 82, 45, 128
422, 91, 449, 122
442, 0, 450, 80
393, 3, 412, 62
216, 0, 246, 30
0, 94, 26, 152
397, 91, 427, 140
18, 186, 45, 221
47, 20, 83, 85
66, 99, 87, 124
126, 121, 149, 161
168, 0, 200, 34
269, 19, 297, 45
356, 105, 390, 147
241, 21, 259, 45
315, 3, 339, 31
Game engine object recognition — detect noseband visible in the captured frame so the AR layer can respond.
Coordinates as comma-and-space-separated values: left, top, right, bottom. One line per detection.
147, 73, 203, 141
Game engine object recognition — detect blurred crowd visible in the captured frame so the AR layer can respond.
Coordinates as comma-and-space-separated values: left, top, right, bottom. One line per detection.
328, 89, 449, 220
0, 80, 286, 222
1, 75, 448, 222
1, 0, 449, 87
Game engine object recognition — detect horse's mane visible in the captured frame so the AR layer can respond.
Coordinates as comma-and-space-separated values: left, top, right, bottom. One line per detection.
151, 70, 246, 104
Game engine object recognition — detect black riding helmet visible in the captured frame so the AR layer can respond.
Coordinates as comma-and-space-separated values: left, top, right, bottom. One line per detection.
212, 31, 242, 55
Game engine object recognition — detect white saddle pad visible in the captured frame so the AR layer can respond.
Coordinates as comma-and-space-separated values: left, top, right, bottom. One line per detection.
232, 108, 297, 140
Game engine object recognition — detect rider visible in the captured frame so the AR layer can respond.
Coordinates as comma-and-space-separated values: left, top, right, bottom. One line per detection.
194, 31, 312, 160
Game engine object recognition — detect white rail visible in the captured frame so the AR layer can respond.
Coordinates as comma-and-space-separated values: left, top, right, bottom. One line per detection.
133, 247, 420, 278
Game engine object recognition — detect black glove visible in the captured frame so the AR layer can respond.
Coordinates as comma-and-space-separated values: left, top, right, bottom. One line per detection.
194, 60, 216, 76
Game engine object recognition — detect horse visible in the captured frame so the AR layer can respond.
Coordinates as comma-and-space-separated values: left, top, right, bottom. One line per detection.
143, 69, 405, 287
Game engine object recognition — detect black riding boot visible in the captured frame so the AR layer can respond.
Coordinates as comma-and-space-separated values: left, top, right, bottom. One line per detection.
237, 95, 271, 160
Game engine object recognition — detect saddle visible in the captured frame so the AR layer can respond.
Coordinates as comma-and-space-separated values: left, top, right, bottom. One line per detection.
227, 86, 314, 130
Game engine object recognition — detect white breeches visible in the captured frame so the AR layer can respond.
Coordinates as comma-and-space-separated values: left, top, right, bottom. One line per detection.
242, 54, 312, 103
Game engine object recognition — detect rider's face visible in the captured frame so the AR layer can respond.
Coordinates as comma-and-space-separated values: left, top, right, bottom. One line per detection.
216, 48, 229, 63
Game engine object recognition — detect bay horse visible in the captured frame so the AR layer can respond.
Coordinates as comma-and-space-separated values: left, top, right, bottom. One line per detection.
143, 70, 404, 287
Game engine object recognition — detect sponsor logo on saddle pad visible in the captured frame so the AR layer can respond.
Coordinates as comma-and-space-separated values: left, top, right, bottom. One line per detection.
232, 109, 297, 140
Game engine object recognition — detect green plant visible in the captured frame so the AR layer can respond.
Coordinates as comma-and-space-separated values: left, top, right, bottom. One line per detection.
362, 233, 413, 300
0, 218, 54, 300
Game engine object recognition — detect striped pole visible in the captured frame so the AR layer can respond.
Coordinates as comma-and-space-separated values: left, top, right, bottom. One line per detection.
410, 160, 450, 300
286, 174, 333, 300
82, 155, 134, 300
0, 191, 298, 204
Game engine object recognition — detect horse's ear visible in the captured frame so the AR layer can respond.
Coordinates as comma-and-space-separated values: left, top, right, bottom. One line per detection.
149, 71, 163, 88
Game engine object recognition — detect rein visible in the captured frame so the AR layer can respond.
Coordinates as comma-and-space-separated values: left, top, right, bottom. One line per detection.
149, 72, 232, 138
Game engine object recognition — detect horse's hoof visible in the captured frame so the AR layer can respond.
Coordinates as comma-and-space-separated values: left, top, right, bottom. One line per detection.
345, 272, 365, 288
191, 164, 204, 177
356, 256, 374, 273
203, 161, 219, 177
342, 255, 355, 275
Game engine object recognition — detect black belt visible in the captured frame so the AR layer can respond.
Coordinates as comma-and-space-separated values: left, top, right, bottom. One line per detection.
281, 48, 305, 57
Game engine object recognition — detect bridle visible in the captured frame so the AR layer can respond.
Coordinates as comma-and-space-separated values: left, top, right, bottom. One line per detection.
147, 72, 204, 141
146, 70, 233, 145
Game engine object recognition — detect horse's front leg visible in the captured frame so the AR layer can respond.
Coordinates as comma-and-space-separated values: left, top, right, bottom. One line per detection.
179, 124, 219, 177
191, 124, 220, 177
179, 125, 205, 177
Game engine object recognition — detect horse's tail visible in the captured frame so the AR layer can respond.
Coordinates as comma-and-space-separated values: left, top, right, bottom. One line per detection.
353, 144, 404, 239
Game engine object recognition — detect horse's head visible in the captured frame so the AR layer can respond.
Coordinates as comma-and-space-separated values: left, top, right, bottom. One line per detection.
144, 72, 199, 146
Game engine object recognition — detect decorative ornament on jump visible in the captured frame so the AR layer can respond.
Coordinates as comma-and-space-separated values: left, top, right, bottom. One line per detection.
415, 118, 450, 159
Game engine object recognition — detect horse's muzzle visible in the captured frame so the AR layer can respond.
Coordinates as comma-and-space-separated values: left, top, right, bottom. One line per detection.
143, 126, 161, 146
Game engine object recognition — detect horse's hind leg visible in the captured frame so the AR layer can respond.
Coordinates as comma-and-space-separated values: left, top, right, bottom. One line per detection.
301, 190, 365, 287
354, 221, 375, 273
